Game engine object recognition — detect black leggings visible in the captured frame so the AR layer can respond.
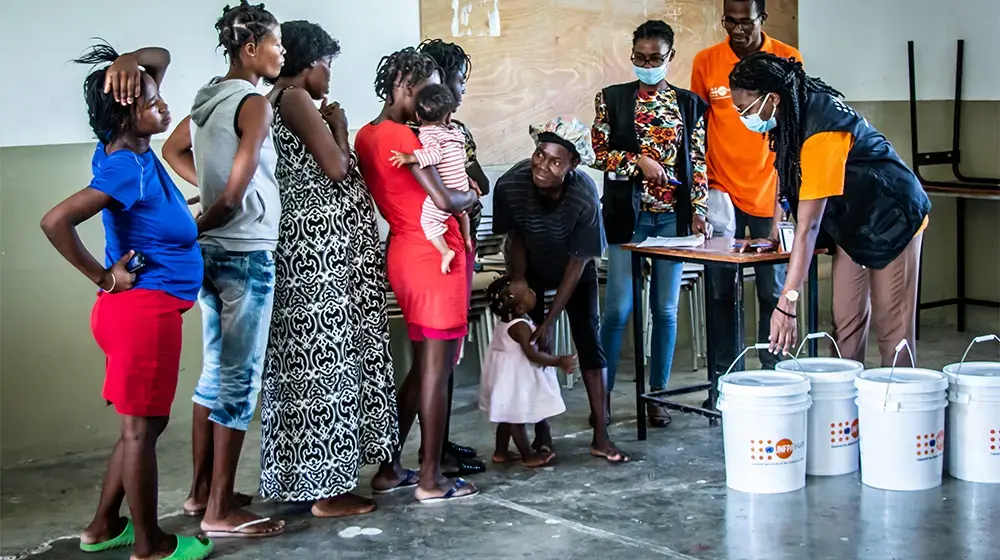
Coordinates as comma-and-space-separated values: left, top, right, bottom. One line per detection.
526, 273, 607, 370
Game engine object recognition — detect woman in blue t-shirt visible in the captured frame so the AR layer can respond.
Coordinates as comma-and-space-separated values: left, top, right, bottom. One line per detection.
40, 44, 211, 560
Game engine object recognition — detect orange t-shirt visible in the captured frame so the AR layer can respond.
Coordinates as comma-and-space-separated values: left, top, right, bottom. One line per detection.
691, 35, 802, 218
799, 131, 929, 236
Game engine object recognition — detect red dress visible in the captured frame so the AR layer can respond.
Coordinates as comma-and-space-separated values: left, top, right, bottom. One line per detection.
356, 120, 468, 338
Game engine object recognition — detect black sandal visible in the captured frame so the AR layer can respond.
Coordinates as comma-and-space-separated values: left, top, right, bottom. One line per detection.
443, 458, 487, 478
445, 441, 478, 460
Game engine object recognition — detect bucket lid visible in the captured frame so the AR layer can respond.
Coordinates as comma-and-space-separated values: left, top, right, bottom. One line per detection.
941, 361, 1000, 386
854, 368, 948, 394
718, 370, 810, 397
774, 357, 863, 383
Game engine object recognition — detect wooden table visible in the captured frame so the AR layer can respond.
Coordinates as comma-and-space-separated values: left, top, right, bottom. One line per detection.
624, 237, 827, 440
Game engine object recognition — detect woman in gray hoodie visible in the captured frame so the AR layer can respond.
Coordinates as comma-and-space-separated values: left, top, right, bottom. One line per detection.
162, 0, 286, 540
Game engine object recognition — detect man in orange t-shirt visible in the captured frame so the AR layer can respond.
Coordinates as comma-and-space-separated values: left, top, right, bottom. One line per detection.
690, 0, 801, 375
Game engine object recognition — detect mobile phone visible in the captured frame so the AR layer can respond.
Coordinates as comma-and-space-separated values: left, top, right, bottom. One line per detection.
731, 242, 772, 249
126, 252, 145, 273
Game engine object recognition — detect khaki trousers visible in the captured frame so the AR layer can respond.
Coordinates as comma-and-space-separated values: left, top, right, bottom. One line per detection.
831, 234, 922, 367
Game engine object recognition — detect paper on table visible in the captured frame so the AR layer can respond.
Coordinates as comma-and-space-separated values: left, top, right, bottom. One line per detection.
636, 234, 706, 249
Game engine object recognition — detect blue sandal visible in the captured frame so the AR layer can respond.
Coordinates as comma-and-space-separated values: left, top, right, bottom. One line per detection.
417, 478, 479, 504
372, 469, 419, 494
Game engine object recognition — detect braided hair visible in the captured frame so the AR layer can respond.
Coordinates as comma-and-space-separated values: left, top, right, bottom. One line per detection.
73, 42, 135, 145
418, 39, 472, 82
487, 276, 519, 323
728, 52, 843, 199
215, 1, 279, 62
373, 47, 439, 105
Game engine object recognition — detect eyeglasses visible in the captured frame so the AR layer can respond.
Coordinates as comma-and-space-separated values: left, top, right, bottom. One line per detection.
721, 16, 761, 32
631, 51, 671, 68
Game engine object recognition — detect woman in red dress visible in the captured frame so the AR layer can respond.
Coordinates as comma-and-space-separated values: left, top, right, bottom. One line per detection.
356, 48, 481, 503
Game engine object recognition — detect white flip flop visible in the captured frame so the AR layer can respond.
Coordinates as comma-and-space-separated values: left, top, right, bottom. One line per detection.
203, 517, 285, 539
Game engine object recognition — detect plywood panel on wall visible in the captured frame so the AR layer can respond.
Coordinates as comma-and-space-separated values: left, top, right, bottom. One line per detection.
421, 0, 798, 165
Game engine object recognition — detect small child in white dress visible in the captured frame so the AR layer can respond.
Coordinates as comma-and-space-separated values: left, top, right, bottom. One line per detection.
479, 276, 575, 468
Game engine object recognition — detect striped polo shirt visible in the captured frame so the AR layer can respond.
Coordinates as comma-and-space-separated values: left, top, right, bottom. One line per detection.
493, 160, 606, 287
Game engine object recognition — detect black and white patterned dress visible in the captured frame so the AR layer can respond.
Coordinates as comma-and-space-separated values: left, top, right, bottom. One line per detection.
259, 87, 398, 501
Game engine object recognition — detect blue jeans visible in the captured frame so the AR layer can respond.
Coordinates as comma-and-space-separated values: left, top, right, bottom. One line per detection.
602, 211, 684, 391
193, 246, 276, 431
707, 208, 787, 372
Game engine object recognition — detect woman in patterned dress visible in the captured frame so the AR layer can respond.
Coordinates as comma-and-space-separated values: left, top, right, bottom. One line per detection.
258, 20, 397, 518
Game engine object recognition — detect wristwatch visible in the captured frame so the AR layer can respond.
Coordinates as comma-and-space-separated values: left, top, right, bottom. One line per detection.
782, 289, 800, 303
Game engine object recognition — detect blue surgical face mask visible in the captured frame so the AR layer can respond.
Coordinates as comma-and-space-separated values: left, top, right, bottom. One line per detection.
633, 63, 668, 86
739, 93, 777, 133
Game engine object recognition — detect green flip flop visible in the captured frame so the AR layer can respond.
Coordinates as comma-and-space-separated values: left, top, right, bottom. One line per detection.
163, 535, 214, 560
79, 519, 135, 553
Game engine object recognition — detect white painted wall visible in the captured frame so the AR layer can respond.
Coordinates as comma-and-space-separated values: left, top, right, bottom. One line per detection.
0, 0, 420, 148
799, 0, 999, 101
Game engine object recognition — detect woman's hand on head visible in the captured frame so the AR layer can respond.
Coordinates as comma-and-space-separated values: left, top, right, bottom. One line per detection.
102, 250, 137, 293
637, 156, 668, 186
104, 53, 142, 106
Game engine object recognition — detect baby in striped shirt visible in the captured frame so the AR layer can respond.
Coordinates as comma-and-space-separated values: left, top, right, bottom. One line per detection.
391, 84, 474, 274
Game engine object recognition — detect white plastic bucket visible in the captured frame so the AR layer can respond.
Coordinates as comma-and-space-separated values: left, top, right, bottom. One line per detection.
942, 334, 1000, 484
855, 352, 949, 491
717, 344, 812, 494
775, 332, 863, 476
777, 357, 863, 476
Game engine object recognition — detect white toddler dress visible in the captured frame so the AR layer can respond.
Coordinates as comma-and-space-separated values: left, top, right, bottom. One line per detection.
479, 318, 567, 424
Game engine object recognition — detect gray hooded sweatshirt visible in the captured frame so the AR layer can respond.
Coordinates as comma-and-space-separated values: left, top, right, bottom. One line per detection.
190, 78, 280, 252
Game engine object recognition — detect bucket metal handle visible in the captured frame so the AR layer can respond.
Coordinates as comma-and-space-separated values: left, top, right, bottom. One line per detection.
722, 343, 804, 378
956, 334, 1000, 374
882, 339, 916, 411
794, 332, 843, 359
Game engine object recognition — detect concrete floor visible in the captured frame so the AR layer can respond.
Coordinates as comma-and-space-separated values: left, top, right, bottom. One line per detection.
2, 325, 999, 560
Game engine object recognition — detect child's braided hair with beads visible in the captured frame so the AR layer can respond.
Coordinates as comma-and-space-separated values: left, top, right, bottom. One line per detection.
487, 275, 520, 323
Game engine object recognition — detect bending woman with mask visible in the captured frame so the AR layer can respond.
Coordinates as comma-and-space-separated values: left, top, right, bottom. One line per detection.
592, 20, 709, 428
728, 53, 930, 366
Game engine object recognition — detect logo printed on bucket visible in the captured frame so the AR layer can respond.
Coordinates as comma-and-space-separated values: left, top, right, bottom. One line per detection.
749, 438, 803, 464
916, 433, 944, 460
775, 438, 794, 459
829, 420, 859, 447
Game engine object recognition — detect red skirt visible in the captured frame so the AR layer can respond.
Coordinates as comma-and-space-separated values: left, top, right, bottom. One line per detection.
91, 289, 193, 417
